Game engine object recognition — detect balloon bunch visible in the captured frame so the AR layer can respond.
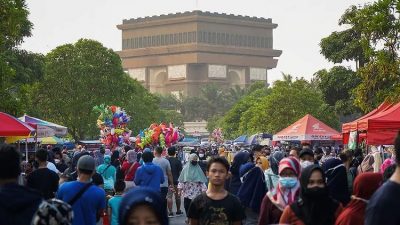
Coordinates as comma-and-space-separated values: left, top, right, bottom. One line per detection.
135, 123, 181, 149
93, 104, 132, 150
212, 128, 224, 143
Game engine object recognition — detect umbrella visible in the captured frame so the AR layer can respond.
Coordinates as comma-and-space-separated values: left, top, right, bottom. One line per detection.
234, 135, 247, 143
245, 134, 258, 145
0, 112, 35, 137
19, 115, 68, 137
41, 136, 64, 145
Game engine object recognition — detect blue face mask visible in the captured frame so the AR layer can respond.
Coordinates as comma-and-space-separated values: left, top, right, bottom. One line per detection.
279, 177, 298, 189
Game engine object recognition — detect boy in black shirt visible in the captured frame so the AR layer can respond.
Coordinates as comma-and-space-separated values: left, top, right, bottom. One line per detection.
188, 157, 245, 225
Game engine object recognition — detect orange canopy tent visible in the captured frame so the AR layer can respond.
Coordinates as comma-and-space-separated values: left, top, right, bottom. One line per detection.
273, 114, 340, 141
341, 101, 400, 145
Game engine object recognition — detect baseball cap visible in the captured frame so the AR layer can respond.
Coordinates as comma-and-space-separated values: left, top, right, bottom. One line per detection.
77, 155, 95, 171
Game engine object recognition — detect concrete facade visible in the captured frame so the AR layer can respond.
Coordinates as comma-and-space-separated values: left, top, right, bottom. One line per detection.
117, 10, 281, 97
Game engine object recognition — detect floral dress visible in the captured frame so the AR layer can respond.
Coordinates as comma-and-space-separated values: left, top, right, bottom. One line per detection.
178, 182, 207, 200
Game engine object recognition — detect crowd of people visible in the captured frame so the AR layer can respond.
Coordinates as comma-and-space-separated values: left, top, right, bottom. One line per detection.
1, 131, 400, 225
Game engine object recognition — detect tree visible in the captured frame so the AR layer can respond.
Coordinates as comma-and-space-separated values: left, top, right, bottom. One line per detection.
33, 39, 160, 140
0, 0, 32, 49
219, 87, 270, 139
321, 0, 400, 112
158, 109, 184, 127
238, 76, 339, 135
313, 66, 361, 115
0, 0, 34, 115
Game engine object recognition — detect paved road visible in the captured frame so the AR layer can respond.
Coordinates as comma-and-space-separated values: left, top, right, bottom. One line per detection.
168, 196, 186, 225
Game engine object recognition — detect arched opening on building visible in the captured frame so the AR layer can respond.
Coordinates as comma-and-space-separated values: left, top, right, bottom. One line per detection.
150, 71, 167, 94
228, 70, 242, 87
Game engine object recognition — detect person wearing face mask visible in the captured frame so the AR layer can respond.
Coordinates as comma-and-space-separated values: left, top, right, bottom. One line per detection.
299, 149, 315, 169
335, 172, 382, 225
323, 158, 350, 206
258, 157, 301, 225
177, 153, 208, 217
280, 165, 343, 225
198, 149, 208, 175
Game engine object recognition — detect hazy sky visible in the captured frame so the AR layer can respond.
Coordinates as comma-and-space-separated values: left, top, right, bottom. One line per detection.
21, 0, 372, 83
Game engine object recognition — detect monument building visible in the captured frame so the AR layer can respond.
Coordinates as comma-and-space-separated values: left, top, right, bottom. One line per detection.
117, 10, 281, 97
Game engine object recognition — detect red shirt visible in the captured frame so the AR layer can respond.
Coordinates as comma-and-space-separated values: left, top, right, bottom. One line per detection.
121, 161, 140, 181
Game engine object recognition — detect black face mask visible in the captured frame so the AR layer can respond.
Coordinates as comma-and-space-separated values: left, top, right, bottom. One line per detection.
191, 161, 198, 166
304, 187, 328, 199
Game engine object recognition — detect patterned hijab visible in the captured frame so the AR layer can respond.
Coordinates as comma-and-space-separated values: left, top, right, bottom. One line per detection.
32, 199, 73, 225
268, 157, 301, 211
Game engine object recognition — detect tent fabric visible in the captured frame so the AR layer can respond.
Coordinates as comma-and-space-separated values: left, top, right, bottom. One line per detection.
234, 135, 247, 143
357, 102, 400, 131
342, 102, 393, 133
0, 112, 35, 137
341, 101, 400, 145
19, 115, 68, 137
41, 136, 64, 145
273, 114, 340, 141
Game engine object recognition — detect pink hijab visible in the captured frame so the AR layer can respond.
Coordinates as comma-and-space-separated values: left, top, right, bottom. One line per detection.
267, 157, 301, 211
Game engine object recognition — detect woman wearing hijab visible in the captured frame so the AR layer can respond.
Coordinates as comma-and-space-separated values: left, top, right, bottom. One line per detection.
177, 153, 208, 215
97, 155, 117, 195
265, 151, 285, 192
256, 156, 269, 171
111, 150, 124, 181
335, 172, 383, 225
237, 152, 267, 225
119, 187, 169, 225
229, 151, 250, 195
280, 165, 343, 225
258, 157, 301, 225
121, 150, 140, 190
323, 158, 351, 206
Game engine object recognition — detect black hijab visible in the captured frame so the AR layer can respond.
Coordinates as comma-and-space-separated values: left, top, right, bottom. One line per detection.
290, 165, 339, 225
322, 158, 350, 205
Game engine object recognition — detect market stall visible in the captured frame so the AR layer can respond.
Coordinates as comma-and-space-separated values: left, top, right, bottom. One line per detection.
342, 101, 400, 145
273, 114, 340, 142
0, 112, 35, 137
19, 114, 68, 137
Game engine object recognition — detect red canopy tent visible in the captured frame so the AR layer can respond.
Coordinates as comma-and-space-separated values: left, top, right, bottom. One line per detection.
0, 112, 35, 136
341, 101, 400, 145
342, 102, 393, 134
273, 114, 340, 141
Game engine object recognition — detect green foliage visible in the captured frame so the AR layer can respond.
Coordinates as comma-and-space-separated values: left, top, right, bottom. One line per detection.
0, 0, 36, 116
313, 66, 361, 115
320, 29, 366, 68
32, 39, 160, 140
321, 0, 400, 112
219, 87, 270, 139
159, 109, 184, 127
0, 0, 32, 49
206, 115, 223, 133
223, 75, 339, 137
